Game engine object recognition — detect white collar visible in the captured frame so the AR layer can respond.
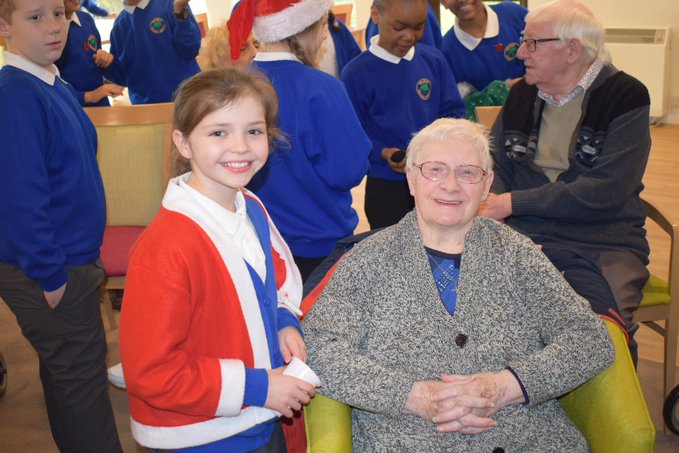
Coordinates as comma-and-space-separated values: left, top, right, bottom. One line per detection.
122, 0, 150, 14
1, 52, 59, 85
69, 11, 82, 27
453, 3, 499, 51
368, 35, 415, 64
254, 51, 303, 64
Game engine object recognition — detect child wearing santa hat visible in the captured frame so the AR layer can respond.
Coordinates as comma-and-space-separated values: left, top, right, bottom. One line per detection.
229, 0, 371, 282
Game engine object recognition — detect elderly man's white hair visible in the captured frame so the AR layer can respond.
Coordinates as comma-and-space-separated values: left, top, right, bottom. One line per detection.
526, 0, 611, 64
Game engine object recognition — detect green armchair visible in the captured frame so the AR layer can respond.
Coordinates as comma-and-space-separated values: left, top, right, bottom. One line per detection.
305, 319, 655, 453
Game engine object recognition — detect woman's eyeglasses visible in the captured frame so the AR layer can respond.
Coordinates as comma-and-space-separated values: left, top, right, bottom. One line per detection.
416, 162, 487, 184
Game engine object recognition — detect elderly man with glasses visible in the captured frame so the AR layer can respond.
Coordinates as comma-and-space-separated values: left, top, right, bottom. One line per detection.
478, 0, 651, 362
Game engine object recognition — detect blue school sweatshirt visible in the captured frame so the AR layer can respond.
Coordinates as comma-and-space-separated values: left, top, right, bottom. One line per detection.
107, 0, 200, 104
441, 1, 526, 92
249, 55, 371, 258
341, 43, 465, 182
0, 60, 105, 291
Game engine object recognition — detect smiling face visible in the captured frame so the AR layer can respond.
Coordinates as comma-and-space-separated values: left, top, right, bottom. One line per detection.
407, 138, 493, 244
173, 95, 270, 211
372, 0, 427, 58
441, 0, 484, 22
0, 0, 67, 69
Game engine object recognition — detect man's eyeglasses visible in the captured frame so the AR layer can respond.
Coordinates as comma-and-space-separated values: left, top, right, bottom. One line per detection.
519, 37, 561, 52
416, 162, 487, 184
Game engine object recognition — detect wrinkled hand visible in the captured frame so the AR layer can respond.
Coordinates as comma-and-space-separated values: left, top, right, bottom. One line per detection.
432, 371, 524, 434
43, 283, 66, 309
92, 49, 114, 68
403, 379, 495, 424
279, 326, 306, 363
84, 83, 125, 104
381, 147, 407, 174
476, 192, 512, 221
265, 367, 316, 418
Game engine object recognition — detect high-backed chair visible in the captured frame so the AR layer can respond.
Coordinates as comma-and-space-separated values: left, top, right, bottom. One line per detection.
84, 103, 174, 329
636, 196, 679, 432
560, 319, 656, 452
304, 320, 656, 453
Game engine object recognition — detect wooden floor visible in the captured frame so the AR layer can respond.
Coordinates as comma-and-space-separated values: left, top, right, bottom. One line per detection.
352, 123, 679, 365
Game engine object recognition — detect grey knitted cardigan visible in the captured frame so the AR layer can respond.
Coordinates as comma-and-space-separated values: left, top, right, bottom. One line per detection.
304, 212, 614, 452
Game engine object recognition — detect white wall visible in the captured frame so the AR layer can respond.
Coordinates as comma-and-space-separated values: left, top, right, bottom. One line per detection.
203, 0, 234, 26
528, 0, 679, 124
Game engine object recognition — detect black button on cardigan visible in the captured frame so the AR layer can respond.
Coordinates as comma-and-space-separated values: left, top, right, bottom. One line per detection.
455, 334, 467, 347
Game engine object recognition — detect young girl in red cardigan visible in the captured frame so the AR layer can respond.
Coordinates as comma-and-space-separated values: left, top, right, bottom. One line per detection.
119, 68, 315, 453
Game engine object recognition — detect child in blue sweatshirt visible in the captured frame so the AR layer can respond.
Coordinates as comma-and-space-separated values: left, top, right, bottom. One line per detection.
56, 0, 124, 106
229, 0, 371, 281
342, 0, 465, 229
0, 0, 121, 449
106, 0, 201, 104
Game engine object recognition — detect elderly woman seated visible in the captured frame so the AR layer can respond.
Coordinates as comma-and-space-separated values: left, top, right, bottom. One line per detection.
303, 118, 614, 452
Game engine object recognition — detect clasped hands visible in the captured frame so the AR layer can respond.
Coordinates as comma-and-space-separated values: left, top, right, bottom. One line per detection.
404, 370, 524, 435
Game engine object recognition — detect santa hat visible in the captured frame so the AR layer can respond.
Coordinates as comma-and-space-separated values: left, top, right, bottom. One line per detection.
227, 0, 334, 61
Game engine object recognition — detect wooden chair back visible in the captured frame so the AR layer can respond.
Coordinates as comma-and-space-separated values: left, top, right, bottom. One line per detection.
85, 102, 174, 227
331, 4, 353, 25
84, 102, 174, 329
474, 105, 502, 129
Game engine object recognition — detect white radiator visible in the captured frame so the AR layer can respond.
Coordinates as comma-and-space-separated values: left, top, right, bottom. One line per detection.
605, 27, 671, 119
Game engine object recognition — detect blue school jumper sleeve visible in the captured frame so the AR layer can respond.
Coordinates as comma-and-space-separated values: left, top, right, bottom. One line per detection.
81, 0, 110, 17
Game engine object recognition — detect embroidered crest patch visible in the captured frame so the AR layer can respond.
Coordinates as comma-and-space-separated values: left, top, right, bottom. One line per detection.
504, 42, 520, 61
150, 18, 167, 34
417, 78, 432, 101
83, 35, 97, 52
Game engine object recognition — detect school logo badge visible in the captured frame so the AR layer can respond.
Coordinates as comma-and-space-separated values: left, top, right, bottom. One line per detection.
83, 35, 98, 52
417, 78, 432, 101
150, 18, 167, 34
504, 42, 520, 61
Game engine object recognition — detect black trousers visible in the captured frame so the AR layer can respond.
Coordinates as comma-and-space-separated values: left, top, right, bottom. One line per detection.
364, 177, 414, 230
0, 260, 122, 453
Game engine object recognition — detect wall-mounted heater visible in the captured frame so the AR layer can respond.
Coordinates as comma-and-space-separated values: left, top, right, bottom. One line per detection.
605, 27, 671, 119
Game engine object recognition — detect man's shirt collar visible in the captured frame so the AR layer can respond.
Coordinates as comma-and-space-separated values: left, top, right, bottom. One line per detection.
538, 59, 604, 106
